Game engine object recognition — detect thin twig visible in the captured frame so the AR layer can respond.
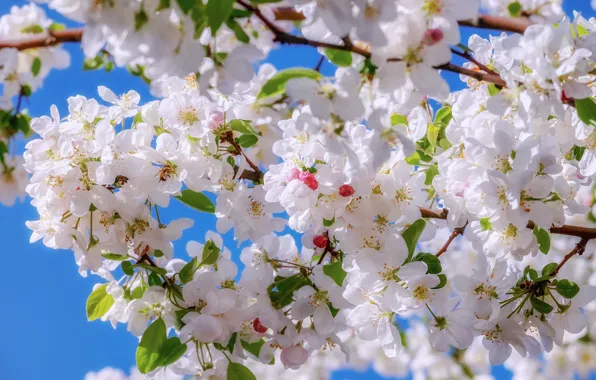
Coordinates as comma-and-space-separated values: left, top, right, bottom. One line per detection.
551, 238, 588, 276
450, 48, 498, 76
436, 222, 468, 257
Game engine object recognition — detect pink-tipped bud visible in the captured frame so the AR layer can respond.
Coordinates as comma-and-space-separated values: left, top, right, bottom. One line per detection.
423, 28, 444, 46
253, 318, 268, 333
313, 235, 328, 249
299, 172, 319, 190
338, 184, 355, 197
208, 111, 225, 130
287, 168, 301, 182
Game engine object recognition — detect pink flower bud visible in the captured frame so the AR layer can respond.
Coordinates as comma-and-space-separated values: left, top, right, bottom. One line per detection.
313, 234, 328, 249
338, 184, 355, 197
280, 345, 309, 370
253, 318, 268, 334
208, 111, 225, 130
423, 28, 444, 46
299, 172, 318, 190
287, 168, 301, 182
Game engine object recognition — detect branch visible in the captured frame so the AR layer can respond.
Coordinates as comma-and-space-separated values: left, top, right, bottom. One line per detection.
436, 222, 468, 257
272, 7, 532, 34
551, 238, 588, 276
0, 28, 83, 50
450, 48, 498, 76
436, 62, 507, 87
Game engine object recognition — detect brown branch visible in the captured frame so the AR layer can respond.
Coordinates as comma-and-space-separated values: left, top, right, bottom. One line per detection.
551, 238, 588, 276
0, 28, 83, 50
436, 62, 507, 87
450, 48, 498, 76
436, 222, 468, 257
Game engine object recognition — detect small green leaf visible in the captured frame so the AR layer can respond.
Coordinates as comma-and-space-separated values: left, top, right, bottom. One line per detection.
531, 296, 553, 314
83, 56, 104, 71
176, 0, 194, 13
541, 262, 558, 276
268, 274, 312, 309
20, 24, 44, 34
122, 261, 134, 276
156, 0, 171, 11
433, 274, 447, 289
402, 219, 426, 262
323, 261, 347, 286
175, 189, 216, 213
533, 226, 550, 254
179, 257, 200, 284
556, 279, 580, 299
227, 19, 250, 43
207, 0, 235, 35
202, 240, 221, 265
102, 252, 128, 261
488, 84, 501, 96
390, 113, 408, 126
131, 286, 146, 300
230, 119, 259, 135
507, 1, 522, 17
434, 106, 452, 125
48, 22, 66, 32
134, 7, 149, 31
86, 283, 115, 321
148, 272, 163, 286
21, 85, 32, 97
528, 268, 538, 281
227, 362, 256, 380
413, 252, 442, 274
31, 58, 42, 77
257, 68, 322, 99
237, 134, 258, 148
137, 319, 167, 374
480, 217, 492, 231
576, 97, 596, 127
324, 48, 352, 67
427, 122, 440, 146
241, 340, 265, 358
323, 217, 335, 227
159, 337, 187, 367
425, 165, 439, 186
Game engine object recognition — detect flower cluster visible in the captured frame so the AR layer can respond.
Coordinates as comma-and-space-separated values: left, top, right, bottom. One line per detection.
3, 0, 596, 379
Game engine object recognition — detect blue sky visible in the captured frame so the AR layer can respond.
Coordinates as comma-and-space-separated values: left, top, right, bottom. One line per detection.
0, 1, 594, 379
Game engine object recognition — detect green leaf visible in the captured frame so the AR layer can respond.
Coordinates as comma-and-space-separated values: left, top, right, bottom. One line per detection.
556, 279, 580, 299
136, 319, 188, 374
413, 252, 442, 274
86, 283, 115, 321
390, 113, 408, 126
134, 7, 149, 31
268, 274, 312, 309
207, 0, 235, 35
31, 58, 42, 77
83, 56, 104, 71
576, 97, 596, 127
202, 240, 221, 265
427, 122, 440, 146
541, 262, 558, 276
121, 261, 134, 276
528, 268, 538, 281
21, 85, 32, 97
137, 319, 166, 373
175, 189, 216, 213
159, 337, 188, 367
179, 257, 199, 284
257, 68, 322, 99
48, 22, 66, 32
323, 261, 347, 286
480, 217, 492, 231
131, 286, 146, 300
102, 252, 128, 261
433, 274, 447, 289
488, 84, 501, 96
241, 340, 265, 358
134, 263, 167, 276
237, 134, 258, 148
402, 219, 426, 262
507, 1, 522, 17
176, 0, 195, 13
14, 114, 32, 137
434, 106, 452, 125
533, 226, 550, 254
230, 119, 259, 135
425, 165, 439, 186
148, 272, 163, 286
324, 48, 352, 67
20, 24, 44, 34
323, 217, 335, 227
531, 296, 553, 314
227, 362, 256, 380
156, 0, 171, 11
227, 19, 250, 43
